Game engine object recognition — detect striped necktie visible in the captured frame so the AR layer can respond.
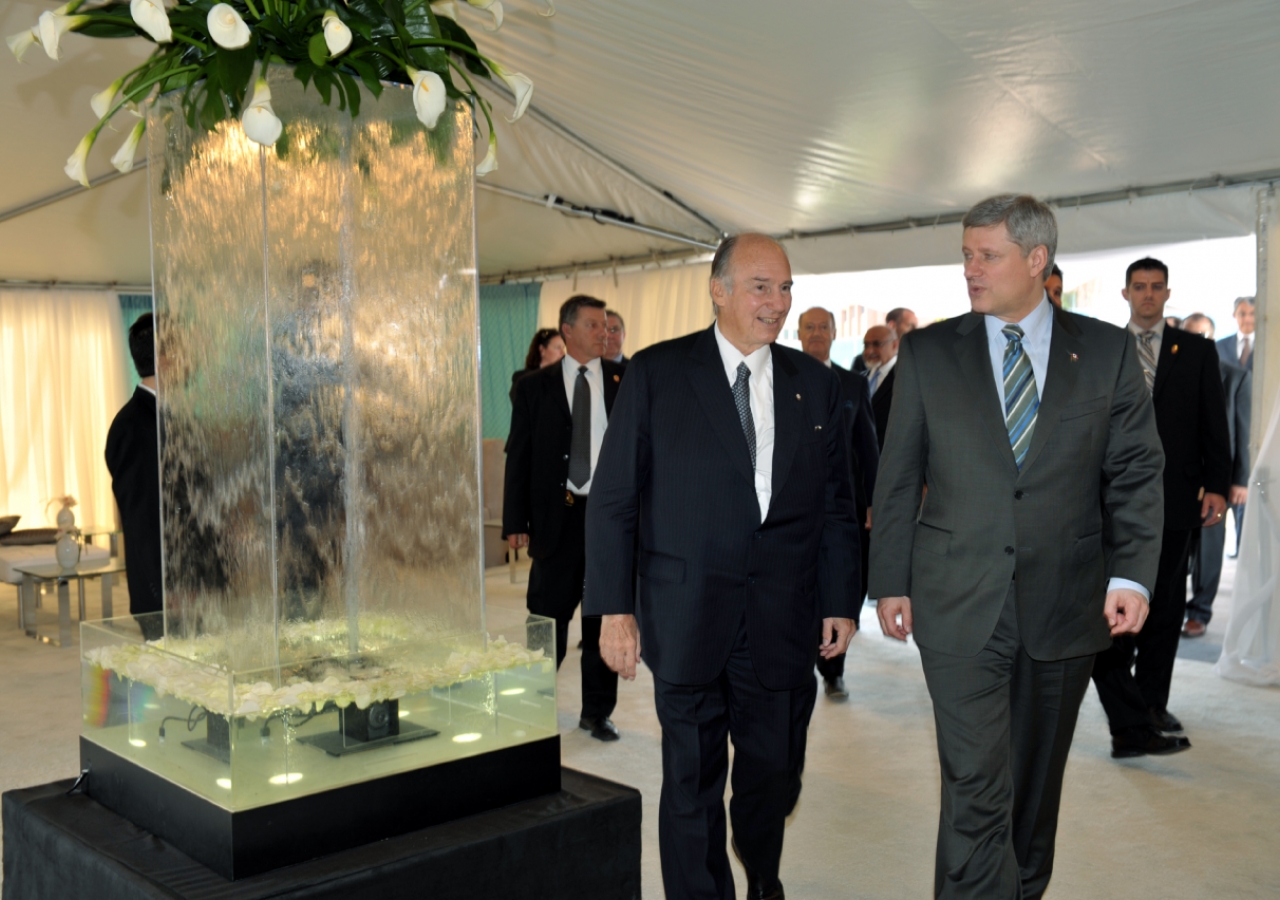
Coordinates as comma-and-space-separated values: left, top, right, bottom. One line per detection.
1136, 331, 1157, 394
1002, 325, 1039, 468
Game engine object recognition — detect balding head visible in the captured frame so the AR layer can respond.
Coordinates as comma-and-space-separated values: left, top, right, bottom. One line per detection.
862, 324, 898, 366
798, 307, 836, 362
710, 233, 793, 355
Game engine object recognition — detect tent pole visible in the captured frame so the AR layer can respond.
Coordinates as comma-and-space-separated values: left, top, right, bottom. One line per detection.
0, 161, 147, 226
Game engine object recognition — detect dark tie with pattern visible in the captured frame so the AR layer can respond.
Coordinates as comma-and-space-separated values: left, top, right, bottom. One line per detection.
1002, 325, 1039, 469
568, 365, 591, 489
732, 361, 757, 469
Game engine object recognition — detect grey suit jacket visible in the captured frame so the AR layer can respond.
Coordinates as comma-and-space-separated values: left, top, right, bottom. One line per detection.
868, 306, 1165, 661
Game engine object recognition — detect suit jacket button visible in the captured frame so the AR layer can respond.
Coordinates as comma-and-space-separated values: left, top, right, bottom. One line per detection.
1004, 546, 1015, 555
754, 531, 762, 540
1014, 490, 1025, 500
563, 454, 569, 460
748, 577, 757, 585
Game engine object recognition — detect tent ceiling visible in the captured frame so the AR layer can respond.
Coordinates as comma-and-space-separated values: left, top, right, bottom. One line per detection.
2, 0, 1278, 283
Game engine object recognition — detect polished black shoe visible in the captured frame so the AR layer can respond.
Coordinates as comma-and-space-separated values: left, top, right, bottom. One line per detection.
823, 677, 849, 701
731, 838, 785, 900
579, 716, 620, 742
1149, 707, 1184, 734
1111, 728, 1191, 759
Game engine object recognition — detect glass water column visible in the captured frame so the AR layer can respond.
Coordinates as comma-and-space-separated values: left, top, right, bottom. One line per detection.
149, 69, 483, 673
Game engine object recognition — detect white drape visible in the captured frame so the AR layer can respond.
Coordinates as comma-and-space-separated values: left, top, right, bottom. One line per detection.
0, 290, 128, 531
537, 263, 715, 353
1216, 387, 1280, 685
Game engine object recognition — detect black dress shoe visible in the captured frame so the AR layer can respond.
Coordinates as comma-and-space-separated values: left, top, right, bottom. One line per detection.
823, 677, 848, 701
579, 716, 620, 742
1111, 728, 1191, 759
1149, 707, 1184, 733
731, 838, 785, 900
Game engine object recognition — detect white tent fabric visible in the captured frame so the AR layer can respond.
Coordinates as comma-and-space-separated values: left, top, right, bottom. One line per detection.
4, 1, 1280, 284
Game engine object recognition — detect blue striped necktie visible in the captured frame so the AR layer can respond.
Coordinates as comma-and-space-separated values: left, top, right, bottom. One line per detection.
1002, 325, 1039, 468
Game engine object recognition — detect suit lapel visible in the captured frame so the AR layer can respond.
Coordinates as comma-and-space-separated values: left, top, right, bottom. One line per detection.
545, 364, 571, 424
603, 363, 621, 416
1152, 327, 1181, 402
953, 314, 1019, 473
687, 327, 756, 490
1018, 308, 1084, 476
768, 346, 802, 503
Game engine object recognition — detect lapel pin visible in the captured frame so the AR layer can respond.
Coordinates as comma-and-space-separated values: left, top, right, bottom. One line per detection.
1069, 352, 1079, 362
796, 393, 802, 400
613, 374, 620, 382
1171, 344, 1179, 355
815, 425, 822, 431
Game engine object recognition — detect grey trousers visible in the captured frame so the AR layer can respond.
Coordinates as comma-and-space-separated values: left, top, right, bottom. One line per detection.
1189, 524, 1225, 625
918, 586, 1095, 900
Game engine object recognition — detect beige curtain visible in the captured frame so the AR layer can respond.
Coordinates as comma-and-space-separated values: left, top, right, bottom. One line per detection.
0, 290, 129, 531
538, 263, 715, 353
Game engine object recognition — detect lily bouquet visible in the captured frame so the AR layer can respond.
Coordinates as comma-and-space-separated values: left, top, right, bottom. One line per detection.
7, 0, 546, 186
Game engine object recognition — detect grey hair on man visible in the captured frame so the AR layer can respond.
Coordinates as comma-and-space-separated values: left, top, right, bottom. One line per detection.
962, 194, 1058, 279
1234, 296, 1256, 311
709, 233, 788, 313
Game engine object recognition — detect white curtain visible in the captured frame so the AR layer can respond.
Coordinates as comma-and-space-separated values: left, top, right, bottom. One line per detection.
0, 290, 129, 532
538, 263, 715, 352
1216, 387, 1280, 685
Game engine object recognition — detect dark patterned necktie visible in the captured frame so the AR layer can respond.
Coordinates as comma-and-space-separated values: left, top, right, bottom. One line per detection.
1002, 325, 1039, 469
732, 361, 757, 469
568, 365, 591, 489
1136, 331, 1157, 394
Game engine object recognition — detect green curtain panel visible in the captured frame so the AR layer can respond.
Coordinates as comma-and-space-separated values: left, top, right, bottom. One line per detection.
118, 293, 154, 395
479, 283, 541, 441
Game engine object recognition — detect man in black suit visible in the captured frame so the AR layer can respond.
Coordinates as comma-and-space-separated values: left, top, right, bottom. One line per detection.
1182, 313, 1251, 637
587, 234, 860, 900
862, 324, 898, 449
1091, 258, 1232, 757
105, 314, 164, 641
606, 309, 629, 367
1217, 296, 1255, 555
871, 195, 1164, 900
504, 295, 623, 741
798, 305, 879, 700
852, 306, 916, 373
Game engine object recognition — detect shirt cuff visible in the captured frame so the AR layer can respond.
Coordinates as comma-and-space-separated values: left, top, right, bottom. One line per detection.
1107, 577, 1150, 601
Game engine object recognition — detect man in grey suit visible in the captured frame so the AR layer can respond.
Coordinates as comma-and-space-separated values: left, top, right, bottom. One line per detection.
869, 194, 1164, 900
1217, 296, 1255, 555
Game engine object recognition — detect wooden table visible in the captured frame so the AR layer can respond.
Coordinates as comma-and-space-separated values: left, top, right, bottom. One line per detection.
15, 559, 128, 647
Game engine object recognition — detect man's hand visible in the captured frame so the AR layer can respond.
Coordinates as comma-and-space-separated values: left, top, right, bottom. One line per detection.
819, 617, 856, 658
600, 614, 642, 681
1104, 588, 1149, 636
864, 507, 873, 531
1230, 485, 1248, 506
1201, 491, 1227, 527
507, 533, 529, 549
876, 596, 913, 641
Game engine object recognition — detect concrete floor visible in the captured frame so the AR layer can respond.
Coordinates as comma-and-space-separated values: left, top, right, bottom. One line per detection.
2, 535, 1279, 898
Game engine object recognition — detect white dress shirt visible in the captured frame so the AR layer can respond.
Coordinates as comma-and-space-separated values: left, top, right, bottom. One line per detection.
561, 354, 608, 494
984, 299, 1149, 600
138, 382, 156, 397
865, 353, 897, 396
714, 322, 775, 522
1127, 318, 1166, 375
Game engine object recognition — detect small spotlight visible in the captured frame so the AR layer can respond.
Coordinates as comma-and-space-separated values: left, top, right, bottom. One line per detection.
452, 733, 482, 744
128, 739, 147, 748
269, 773, 304, 785
499, 688, 525, 696
398, 709, 411, 718
216, 778, 232, 790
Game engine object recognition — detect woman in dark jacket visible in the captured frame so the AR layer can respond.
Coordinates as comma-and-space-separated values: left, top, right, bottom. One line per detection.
509, 328, 566, 400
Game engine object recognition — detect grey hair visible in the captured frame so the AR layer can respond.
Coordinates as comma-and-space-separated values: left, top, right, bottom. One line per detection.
799, 306, 837, 337
962, 194, 1058, 277
710, 235, 741, 291
1234, 296, 1256, 311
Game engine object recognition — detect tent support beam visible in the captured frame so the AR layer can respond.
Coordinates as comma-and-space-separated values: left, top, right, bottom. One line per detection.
0, 161, 146, 226
478, 182, 719, 250
0, 279, 151, 292
480, 245, 708, 285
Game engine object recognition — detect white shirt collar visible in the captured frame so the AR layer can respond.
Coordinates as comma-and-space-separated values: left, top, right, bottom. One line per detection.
561, 354, 603, 377
138, 382, 157, 397
1128, 318, 1166, 340
713, 320, 771, 383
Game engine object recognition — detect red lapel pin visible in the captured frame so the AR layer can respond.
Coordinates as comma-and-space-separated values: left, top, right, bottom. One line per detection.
1171, 344, 1179, 355
613, 374, 620, 382
1069, 352, 1079, 362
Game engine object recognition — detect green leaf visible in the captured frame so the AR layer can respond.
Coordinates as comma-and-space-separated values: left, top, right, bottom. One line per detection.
438, 17, 491, 78
308, 31, 329, 68
313, 68, 334, 106
293, 60, 317, 90
345, 58, 384, 98
215, 46, 256, 113
338, 71, 361, 118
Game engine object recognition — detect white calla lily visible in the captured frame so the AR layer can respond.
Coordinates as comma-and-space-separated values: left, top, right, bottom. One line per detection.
90, 78, 124, 120
430, 1, 458, 21
321, 11, 352, 56
38, 8, 89, 60
466, 0, 503, 31
130, 0, 172, 43
491, 63, 532, 122
241, 78, 283, 145
475, 131, 497, 176
64, 128, 99, 187
111, 120, 146, 174
537, 0, 555, 17
6, 27, 40, 63
407, 67, 447, 130
208, 3, 252, 49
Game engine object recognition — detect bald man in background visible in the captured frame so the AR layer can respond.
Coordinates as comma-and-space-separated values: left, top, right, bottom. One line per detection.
862, 324, 899, 450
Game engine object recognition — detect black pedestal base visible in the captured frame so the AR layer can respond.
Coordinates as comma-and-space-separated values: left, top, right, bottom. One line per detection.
2, 768, 641, 900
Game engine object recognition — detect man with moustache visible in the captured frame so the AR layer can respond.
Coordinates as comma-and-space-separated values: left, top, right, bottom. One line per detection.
798, 306, 879, 699
871, 194, 1163, 899
586, 234, 860, 900
504, 295, 623, 741
861, 324, 899, 449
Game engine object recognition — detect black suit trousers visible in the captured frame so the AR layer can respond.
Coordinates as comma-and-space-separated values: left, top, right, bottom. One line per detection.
918, 586, 1094, 900
652, 616, 817, 900
526, 496, 617, 720
1092, 528, 1193, 730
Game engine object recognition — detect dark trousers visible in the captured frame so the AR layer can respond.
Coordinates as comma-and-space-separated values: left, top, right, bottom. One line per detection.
1092, 528, 1193, 731
918, 585, 1094, 900
652, 617, 818, 900
816, 519, 870, 682
527, 496, 618, 720
1188, 524, 1225, 625
1230, 502, 1246, 555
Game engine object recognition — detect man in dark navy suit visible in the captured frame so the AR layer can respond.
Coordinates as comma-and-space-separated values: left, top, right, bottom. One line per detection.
105, 314, 164, 641
1217, 296, 1255, 555
586, 234, 860, 900
504, 295, 623, 741
797, 305, 878, 699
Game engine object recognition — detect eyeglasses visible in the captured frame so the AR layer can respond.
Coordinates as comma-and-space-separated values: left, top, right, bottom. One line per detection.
864, 339, 896, 348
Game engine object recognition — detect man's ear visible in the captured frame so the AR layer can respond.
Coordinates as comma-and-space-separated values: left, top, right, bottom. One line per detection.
1028, 245, 1048, 281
